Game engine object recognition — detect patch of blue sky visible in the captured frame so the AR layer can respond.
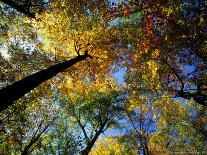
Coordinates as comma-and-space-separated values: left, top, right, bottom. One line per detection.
103, 128, 127, 137
112, 68, 126, 85
182, 64, 195, 78
185, 64, 195, 71
173, 97, 189, 107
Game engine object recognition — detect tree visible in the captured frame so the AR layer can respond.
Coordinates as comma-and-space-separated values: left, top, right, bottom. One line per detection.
112, 0, 207, 106
58, 77, 125, 155
0, 0, 34, 17
151, 98, 207, 154
124, 104, 156, 155
0, 52, 91, 112
0, 0, 52, 18
0, 86, 57, 154
0, 0, 206, 154
120, 80, 159, 155
124, 52, 206, 154
0, 0, 114, 110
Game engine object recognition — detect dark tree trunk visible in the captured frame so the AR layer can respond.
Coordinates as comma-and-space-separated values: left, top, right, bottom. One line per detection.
0, 0, 35, 18
0, 53, 91, 112
81, 133, 100, 155
81, 119, 108, 155
177, 91, 207, 107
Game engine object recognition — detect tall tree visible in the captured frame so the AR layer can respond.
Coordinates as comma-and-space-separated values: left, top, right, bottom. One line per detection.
0, 87, 57, 154
59, 77, 125, 155
0, 0, 116, 111
0, 52, 91, 112
111, 0, 207, 106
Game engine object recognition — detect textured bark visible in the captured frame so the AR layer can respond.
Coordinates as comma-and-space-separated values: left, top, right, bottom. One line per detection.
0, 0, 35, 18
0, 53, 91, 112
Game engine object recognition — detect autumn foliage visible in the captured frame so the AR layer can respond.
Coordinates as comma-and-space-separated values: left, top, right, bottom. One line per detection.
0, 0, 206, 154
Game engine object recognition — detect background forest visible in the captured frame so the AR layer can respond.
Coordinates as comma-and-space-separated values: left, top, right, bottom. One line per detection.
0, 0, 206, 154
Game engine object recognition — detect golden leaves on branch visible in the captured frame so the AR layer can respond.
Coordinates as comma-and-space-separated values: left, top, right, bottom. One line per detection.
90, 137, 133, 155
57, 75, 119, 104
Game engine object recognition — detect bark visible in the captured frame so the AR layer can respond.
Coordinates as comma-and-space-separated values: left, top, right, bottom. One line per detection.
139, 134, 151, 155
0, 0, 35, 18
160, 59, 207, 107
0, 53, 91, 112
177, 91, 207, 107
81, 133, 99, 155
144, 139, 151, 155
81, 119, 108, 155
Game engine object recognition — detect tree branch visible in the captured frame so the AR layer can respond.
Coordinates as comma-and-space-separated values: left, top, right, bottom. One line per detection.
0, 0, 35, 18
0, 53, 91, 112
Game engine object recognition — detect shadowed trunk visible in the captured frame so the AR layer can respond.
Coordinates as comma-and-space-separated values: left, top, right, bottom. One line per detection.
0, 0, 35, 18
81, 119, 108, 155
81, 132, 100, 155
177, 91, 207, 107
0, 53, 91, 112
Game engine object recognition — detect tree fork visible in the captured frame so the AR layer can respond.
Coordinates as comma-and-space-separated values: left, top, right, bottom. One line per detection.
0, 52, 92, 112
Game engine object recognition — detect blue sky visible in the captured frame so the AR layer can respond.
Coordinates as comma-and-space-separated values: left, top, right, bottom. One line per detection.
112, 68, 126, 85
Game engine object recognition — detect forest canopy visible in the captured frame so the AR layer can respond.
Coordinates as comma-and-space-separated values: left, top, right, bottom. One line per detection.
0, 0, 206, 154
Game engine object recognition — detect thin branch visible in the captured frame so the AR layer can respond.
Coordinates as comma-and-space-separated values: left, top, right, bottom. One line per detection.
76, 117, 89, 142
160, 58, 185, 92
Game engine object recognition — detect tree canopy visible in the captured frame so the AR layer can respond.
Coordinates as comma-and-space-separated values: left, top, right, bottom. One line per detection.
0, 0, 206, 154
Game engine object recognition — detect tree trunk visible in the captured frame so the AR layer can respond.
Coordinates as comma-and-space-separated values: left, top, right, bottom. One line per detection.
81, 120, 107, 155
81, 131, 101, 155
21, 119, 55, 154
0, 0, 35, 18
177, 91, 207, 107
0, 53, 90, 112
81, 137, 97, 155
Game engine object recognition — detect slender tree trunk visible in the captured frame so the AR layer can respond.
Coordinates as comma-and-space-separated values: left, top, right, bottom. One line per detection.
0, 0, 35, 18
144, 140, 151, 155
81, 120, 108, 155
138, 134, 151, 155
139, 137, 147, 155
0, 53, 91, 112
81, 130, 102, 155
21, 119, 55, 155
